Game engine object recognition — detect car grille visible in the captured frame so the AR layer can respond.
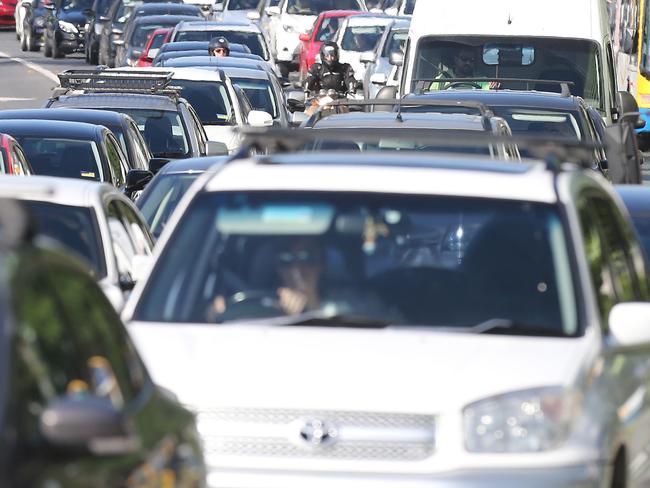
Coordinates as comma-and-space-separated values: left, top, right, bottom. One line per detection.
194, 407, 436, 462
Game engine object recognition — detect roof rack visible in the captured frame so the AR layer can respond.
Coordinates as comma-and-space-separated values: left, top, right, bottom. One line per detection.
411, 78, 574, 96
57, 69, 179, 96
236, 126, 602, 172
307, 98, 495, 130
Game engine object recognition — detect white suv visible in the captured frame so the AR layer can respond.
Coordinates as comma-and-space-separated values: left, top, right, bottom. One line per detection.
123, 148, 650, 487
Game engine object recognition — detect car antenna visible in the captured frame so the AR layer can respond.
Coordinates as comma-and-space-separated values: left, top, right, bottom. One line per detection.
395, 93, 408, 123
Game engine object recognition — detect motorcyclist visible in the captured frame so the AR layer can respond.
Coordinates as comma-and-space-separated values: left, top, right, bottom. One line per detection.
306, 41, 357, 96
208, 37, 230, 57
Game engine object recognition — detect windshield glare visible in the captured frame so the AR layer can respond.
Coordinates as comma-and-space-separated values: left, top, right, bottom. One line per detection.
16, 137, 103, 181
24, 201, 105, 278
287, 0, 362, 15
134, 192, 578, 337
413, 37, 602, 109
116, 109, 190, 158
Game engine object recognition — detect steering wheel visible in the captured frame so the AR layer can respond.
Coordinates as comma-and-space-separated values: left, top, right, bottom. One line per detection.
444, 81, 484, 90
214, 288, 285, 321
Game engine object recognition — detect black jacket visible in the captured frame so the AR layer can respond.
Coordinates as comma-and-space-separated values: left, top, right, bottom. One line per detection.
306, 61, 356, 94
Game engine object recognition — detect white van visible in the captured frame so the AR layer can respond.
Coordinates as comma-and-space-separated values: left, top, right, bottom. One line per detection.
400, 0, 619, 123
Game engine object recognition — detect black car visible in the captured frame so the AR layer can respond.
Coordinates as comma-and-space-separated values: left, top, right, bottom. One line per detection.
83, 0, 113, 63
0, 108, 155, 172
130, 1, 201, 20
18, 0, 49, 52
137, 155, 227, 238
42, 0, 93, 58
47, 70, 220, 162
0, 120, 152, 195
114, 14, 200, 67
0, 198, 206, 487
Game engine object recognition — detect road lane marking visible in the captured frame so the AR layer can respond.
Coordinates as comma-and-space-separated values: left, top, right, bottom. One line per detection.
0, 97, 36, 102
0, 50, 59, 83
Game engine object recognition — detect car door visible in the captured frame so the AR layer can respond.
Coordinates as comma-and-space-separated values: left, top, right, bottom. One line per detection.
576, 188, 650, 484
125, 118, 151, 170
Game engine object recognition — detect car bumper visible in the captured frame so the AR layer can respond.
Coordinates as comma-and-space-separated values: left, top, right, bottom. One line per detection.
206, 462, 610, 488
0, 5, 16, 24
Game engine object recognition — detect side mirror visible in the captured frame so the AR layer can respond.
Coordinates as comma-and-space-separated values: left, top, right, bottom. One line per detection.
125, 169, 153, 194
389, 51, 404, 67
148, 157, 170, 174
617, 90, 645, 128
40, 396, 131, 453
608, 302, 650, 348
266, 5, 280, 15
299, 32, 310, 42
247, 11, 260, 20
360, 52, 374, 64
286, 97, 306, 113
247, 110, 273, 127
205, 140, 229, 156
131, 254, 152, 282
289, 111, 309, 127
118, 273, 135, 292
370, 72, 387, 85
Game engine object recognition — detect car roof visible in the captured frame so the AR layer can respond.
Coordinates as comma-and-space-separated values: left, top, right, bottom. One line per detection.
132, 14, 201, 25
177, 20, 262, 32
404, 90, 586, 111
0, 119, 104, 138
0, 108, 129, 128
50, 93, 179, 111
219, 66, 268, 80
158, 155, 228, 174
122, 65, 227, 82
135, 3, 200, 13
162, 55, 269, 70
615, 185, 650, 214
0, 175, 116, 207
203, 155, 557, 203
344, 14, 399, 26
313, 111, 490, 130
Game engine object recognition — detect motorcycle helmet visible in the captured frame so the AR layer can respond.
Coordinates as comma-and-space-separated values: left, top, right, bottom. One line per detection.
209, 37, 230, 56
320, 41, 339, 68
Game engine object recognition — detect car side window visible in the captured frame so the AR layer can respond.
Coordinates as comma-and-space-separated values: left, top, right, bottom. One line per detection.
127, 120, 151, 169
105, 133, 127, 187
107, 200, 139, 279
578, 191, 643, 329
188, 104, 208, 153
117, 200, 154, 255
11, 145, 30, 175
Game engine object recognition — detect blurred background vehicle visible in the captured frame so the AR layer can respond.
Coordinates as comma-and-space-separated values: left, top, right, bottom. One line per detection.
362, 17, 408, 98
15, 0, 49, 52
136, 25, 171, 66
0, 0, 18, 27
0, 134, 32, 175
83, 0, 114, 63
42, 0, 93, 58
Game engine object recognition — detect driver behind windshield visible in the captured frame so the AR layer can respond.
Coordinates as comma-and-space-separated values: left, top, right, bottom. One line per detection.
429, 46, 498, 91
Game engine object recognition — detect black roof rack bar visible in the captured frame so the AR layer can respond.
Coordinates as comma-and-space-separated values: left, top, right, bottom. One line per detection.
412, 78, 574, 95
58, 69, 176, 94
327, 98, 494, 116
238, 127, 601, 171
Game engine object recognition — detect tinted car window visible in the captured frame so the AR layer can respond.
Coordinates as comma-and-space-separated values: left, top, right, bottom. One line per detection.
107, 200, 139, 279
23, 201, 106, 278
382, 30, 408, 57
341, 25, 385, 52
232, 77, 278, 118
15, 137, 104, 181
115, 109, 190, 158
317, 17, 341, 42
134, 192, 579, 337
105, 134, 127, 187
172, 80, 235, 126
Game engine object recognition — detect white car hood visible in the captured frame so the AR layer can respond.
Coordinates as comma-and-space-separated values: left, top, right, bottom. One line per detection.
204, 125, 241, 153
128, 322, 590, 413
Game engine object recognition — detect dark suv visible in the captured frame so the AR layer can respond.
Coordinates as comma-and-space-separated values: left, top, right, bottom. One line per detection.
42, 0, 93, 58
0, 199, 206, 487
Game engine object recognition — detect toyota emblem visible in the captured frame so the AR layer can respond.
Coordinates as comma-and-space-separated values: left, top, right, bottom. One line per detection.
297, 418, 338, 447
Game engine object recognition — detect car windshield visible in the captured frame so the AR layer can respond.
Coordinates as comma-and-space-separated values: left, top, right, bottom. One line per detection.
316, 17, 341, 42
15, 137, 104, 181
341, 25, 386, 52
134, 192, 579, 337
23, 201, 106, 278
227, 0, 260, 9
62, 0, 93, 11
137, 172, 202, 238
232, 77, 278, 119
286, 0, 362, 15
176, 30, 268, 59
171, 80, 235, 126
413, 36, 602, 110
382, 29, 408, 57
113, 109, 190, 158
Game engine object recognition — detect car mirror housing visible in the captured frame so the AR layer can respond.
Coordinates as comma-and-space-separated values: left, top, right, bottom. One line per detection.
125, 169, 153, 195
608, 302, 650, 348
206, 140, 229, 156
389, 51, 404, 67
247, 110, 274, 127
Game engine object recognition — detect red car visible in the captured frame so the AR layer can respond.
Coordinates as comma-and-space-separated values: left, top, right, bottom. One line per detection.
137, 27, 172, 67
0, 0, 17, 26
0, 134, 32, 175
298, 10, 362, 82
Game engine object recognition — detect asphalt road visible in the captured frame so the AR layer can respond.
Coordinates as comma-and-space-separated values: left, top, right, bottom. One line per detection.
0, 29, 85, 109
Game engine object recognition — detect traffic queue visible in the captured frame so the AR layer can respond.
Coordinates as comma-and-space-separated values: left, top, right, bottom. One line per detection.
3, 0, 650, 486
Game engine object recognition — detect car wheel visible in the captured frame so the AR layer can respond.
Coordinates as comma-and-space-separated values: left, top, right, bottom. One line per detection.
20, 27, 28, 51
51, 35, 64, 58
43, 33, 52, 57
89, 43, 98, 65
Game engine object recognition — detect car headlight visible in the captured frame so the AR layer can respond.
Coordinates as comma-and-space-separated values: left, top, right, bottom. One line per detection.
58, 20, 78, 34
463, 386, 580, 453
282, 23, 295, 33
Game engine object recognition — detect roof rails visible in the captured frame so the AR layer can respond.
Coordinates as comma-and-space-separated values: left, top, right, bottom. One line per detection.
57, 69, 179, 97
235, 126, 602, 172
412, 78, 574, 96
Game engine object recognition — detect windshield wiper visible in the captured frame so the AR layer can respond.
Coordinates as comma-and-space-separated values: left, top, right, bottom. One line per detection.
154, 151, 187, 158
469, 318, 562, 337
263, 310, 395, 328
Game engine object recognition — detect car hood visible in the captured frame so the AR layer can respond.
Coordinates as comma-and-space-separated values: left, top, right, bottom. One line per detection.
128, 322, 593, 413
58, 9, 87, 25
